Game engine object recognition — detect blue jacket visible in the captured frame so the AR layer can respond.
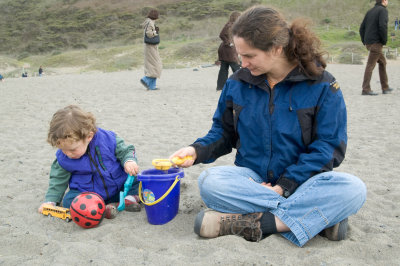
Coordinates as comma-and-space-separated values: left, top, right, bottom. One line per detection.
191, 67, 347, 195
56, 128, 127, 201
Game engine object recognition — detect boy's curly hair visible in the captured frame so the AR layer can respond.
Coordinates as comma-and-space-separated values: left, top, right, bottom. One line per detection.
47, 105, 97, 147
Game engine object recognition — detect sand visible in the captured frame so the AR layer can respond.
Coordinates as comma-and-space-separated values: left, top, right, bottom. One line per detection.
0, 62, 399, 265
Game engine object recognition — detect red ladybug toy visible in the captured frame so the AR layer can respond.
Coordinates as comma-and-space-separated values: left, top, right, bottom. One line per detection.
70, 192, 105, 229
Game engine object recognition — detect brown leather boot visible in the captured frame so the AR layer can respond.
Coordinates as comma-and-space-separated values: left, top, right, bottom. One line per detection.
194, 209, 263, 242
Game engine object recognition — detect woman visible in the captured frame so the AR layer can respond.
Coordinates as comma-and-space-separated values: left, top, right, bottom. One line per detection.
170, 6, 366, 247
140, 9, 162, 91
216, 11, 241, 91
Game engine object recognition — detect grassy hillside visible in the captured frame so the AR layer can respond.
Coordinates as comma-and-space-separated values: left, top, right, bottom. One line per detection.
1, 0, 400, 77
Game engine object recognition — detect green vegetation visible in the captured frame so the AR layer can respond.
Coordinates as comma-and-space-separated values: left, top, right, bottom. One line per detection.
1, 0, 400, 77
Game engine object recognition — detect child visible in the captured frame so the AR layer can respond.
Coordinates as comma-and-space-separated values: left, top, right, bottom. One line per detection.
38, 105, 141, 219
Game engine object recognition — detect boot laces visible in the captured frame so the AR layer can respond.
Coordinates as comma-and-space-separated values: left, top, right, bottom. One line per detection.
219, 213, 262, 242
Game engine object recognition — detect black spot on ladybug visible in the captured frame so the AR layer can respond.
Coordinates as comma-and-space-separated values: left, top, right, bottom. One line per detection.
86, 195, 93, 199
91, 210, 97, 216
74, 217, 79, 222
98, 203, 103, 209
85, 222, 92, 227
80, 204, 86, 210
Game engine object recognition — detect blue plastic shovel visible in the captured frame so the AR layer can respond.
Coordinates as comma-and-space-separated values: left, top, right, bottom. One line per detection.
117, 175, 135, 211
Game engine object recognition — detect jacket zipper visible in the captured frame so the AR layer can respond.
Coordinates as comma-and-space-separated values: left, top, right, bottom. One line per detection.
87, 147, 110, 200
266, 85, 274, 181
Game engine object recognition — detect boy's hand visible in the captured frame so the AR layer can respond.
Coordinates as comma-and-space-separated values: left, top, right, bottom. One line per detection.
124, 161, 139, 176
38, 202, 56, 213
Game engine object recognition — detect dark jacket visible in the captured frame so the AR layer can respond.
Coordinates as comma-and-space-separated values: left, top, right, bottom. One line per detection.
360, 3, 388, 45
191, 67, 347, 196
218, 22, 239, 63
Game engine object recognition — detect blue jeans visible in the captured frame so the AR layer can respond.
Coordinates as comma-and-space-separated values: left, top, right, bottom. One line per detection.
198, 166, 367, 247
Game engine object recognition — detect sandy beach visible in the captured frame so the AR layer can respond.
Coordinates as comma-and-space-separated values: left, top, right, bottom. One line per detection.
0, 62, 399, 265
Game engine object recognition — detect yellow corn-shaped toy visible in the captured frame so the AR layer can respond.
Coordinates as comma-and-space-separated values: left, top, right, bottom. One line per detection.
152, 156, 193, 170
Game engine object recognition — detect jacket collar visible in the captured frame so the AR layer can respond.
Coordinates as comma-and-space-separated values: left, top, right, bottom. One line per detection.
235, 66, 318, 90
376, 3, 386, 8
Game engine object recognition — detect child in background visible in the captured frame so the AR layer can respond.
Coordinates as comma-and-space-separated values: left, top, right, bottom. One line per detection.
38, 105, 141, 219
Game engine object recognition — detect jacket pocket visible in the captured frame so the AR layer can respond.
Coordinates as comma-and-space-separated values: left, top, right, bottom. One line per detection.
296, 106, 317, 147
70, 174, 93, 191
232, 103, 243, 132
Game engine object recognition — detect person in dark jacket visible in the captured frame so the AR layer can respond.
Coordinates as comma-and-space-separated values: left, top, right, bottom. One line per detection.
38, 105, 142, 219
216, 11, 241, 91
170, 6, 366, 247
360, 0, 393, 95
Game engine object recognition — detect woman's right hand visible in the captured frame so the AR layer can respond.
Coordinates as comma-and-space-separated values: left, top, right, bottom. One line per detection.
38, 202, 56, 213
169, 146, 197, 168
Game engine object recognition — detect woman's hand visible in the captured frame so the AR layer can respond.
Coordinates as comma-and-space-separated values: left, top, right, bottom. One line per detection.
169, 146, 196, 168
124, 161, 139, 176
260, 182, 284, 196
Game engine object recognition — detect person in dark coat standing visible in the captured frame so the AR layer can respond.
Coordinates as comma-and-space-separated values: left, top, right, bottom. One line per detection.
359, 0, 393, 95
216, 11, 241, 91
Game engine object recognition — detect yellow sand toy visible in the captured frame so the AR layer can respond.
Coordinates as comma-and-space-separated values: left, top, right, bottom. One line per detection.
41, 204, 72, 222
152, 156, 193, 170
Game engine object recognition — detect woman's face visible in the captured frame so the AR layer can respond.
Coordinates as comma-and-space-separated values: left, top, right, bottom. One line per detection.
233, 36, 280, 76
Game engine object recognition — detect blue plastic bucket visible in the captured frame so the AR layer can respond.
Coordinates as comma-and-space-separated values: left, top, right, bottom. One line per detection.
138, 168, 184, 225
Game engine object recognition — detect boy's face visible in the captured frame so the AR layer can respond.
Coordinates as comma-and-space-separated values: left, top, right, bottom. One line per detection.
57, 133, 93, 159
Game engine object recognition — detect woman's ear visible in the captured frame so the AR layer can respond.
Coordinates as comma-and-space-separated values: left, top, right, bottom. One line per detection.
273, 46, 283, 56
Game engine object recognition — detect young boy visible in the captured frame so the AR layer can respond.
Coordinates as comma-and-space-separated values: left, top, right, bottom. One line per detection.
38, 105, 141, 219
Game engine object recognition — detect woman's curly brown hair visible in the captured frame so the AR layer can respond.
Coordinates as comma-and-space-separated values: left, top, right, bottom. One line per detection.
232, 6, 326, 77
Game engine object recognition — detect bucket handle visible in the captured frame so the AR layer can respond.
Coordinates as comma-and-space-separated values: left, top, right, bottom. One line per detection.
138, 175, 180, 206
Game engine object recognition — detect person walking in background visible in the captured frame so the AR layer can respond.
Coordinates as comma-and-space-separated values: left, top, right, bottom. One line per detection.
360, 0, 393, 95
39, 66, 43, 77
170, 6, 366, 247
140, 9, 162, 91
395, 17, 398, 30
0, 73, 4, 82
216, 11, 241, 91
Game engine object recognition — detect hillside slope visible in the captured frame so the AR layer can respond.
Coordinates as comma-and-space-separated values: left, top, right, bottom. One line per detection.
1, 0, 399, 76
2, 0, 398, 55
